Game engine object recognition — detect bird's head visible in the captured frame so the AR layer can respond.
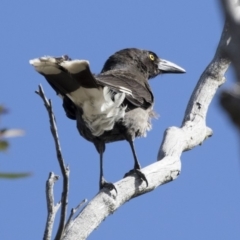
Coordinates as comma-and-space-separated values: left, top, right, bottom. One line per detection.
101, 48, 186, 79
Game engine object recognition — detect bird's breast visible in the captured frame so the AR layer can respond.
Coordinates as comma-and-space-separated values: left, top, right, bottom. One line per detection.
122, 107, 155, 139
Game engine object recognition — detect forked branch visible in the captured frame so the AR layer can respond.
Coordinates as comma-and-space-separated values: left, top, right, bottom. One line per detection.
36, 86, 70, 240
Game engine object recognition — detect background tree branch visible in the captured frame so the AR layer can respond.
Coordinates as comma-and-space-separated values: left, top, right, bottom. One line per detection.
219, 0, 240, 129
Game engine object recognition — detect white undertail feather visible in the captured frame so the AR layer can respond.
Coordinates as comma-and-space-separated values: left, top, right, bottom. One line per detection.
70, 86, 126, 136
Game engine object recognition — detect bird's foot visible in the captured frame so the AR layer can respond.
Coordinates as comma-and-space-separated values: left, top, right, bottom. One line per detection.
124, 168, 148, 187
100, 178, 118, 194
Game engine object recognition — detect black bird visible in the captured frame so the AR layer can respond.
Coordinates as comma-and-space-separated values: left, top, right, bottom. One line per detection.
30, 48, 185, 192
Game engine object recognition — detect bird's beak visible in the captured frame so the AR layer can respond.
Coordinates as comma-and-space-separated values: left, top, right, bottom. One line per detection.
158, 59, 186, 73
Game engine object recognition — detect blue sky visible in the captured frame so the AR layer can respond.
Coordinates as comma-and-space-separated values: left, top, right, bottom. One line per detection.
1, 1, 240, 239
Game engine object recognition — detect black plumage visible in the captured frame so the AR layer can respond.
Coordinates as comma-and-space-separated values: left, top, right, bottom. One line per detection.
30, 48, 185, 192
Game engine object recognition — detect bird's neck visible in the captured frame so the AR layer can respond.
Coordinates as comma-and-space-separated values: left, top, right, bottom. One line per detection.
102, 62, 150, 79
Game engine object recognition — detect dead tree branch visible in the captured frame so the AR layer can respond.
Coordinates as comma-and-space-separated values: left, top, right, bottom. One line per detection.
36, 86, 70, 240
43, 172, 61, 240
219, 0, 240, 129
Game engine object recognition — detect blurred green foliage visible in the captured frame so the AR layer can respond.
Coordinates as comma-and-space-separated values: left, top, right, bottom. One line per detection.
0, 105, 30, 179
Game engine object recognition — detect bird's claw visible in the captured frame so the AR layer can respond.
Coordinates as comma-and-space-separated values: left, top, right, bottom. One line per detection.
100, 180, 118, 194
124, 169, 148, 187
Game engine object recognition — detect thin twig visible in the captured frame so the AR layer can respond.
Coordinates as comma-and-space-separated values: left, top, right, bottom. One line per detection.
65, 199, 87, 231
43, 172, 61, 240
36, 85, 70, 240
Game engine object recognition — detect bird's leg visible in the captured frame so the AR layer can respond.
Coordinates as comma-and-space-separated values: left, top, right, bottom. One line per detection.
129, 140, 141, 170
98, 143, 117, 193
124, 139, 148, 187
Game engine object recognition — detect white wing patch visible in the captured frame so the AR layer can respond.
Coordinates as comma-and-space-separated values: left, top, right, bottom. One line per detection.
67, 86, 126, 136
29, 57, 89, 75
29, 57, 61, 74
60, 60, 89, 74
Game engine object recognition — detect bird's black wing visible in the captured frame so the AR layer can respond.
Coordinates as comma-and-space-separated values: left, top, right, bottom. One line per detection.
30, 56, 153, 120
96, 70, 154, 109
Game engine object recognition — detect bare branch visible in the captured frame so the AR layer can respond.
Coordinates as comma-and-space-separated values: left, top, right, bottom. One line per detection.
36, 85, 70, 240
159, 20, 231, 160
43, 172, 61, 240
65, 199, 87, 232
61, 19, 231, 240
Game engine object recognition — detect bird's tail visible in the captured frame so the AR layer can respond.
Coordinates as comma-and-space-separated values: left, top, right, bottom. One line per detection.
30, 55, 129, 135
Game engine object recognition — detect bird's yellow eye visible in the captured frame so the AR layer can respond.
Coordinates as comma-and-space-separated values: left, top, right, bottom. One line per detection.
149, 54, 155, 61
